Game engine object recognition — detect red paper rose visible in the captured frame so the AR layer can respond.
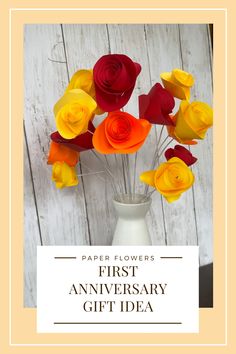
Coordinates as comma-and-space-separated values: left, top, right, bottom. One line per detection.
51, 121, 95, 152
165, 145, 197, 166
93, 54, 141, 111
139, 83, 175, 125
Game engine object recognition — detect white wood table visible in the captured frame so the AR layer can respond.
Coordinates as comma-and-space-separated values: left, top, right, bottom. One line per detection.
24, 24, 213, 307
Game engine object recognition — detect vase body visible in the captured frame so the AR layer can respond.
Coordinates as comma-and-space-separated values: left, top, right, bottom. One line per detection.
112, 194, 152, 245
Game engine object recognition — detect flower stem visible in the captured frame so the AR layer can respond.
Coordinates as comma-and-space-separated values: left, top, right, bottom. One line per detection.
158, 135, 169, 150
87, 130, 94, 135
148, 189, 156, 197
78, 161, 105, 183
132, 152, 138, 198
90, 150, 118, 195
158, 138, 174, 158
121, 154, 127, 195
114, 154, 125, 195
77, 171, 105, 178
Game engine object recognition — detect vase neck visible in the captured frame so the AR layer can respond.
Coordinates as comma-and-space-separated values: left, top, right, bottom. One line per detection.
113, 193, 151, 220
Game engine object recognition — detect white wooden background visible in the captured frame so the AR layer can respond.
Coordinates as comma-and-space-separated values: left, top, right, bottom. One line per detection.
24, 24, 213, 307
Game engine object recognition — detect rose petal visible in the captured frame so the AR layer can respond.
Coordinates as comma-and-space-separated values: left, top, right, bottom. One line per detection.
51, 121, 95, 152
92, 118, 116, 154
47, 141, 79, 166
93, 111, 151, 154
165, 145, 197, 166
139, 83, 175, 125
93, 54, 141, 111
105, 112, 151, 150
164, 148, 175, 161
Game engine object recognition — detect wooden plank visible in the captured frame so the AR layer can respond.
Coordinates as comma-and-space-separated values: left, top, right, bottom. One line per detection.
145, 24, 198, 246
62, 24, 116, 245
24, 136, 41, 307
179, 24, 213, 265
107, 24, 166, 245
24, 25, 90, 245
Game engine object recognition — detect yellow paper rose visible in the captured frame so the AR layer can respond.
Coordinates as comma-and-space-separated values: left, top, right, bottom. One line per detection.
66, 69, 103, 115
54, 89, 97, 139
167, 118, 198, 145
160, 68, 194, 100
171, 100, 213, 144
52, 161, 78, 189
140, 157, 194, 203
66, 69, 95, 96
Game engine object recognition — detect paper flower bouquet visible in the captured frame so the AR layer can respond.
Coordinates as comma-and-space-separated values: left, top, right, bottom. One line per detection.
47, 53, 213, 207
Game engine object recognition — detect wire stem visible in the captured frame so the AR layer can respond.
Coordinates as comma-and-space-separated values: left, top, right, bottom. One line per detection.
77, 171, 105, 178
90, 150, 118, 195
158, 138, 174, 158
78, 161, 105, 183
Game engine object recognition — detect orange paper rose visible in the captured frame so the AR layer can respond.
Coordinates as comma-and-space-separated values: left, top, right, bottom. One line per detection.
93, 111, 151, 154
140, 157, 194, 203
47, 141, 79, 167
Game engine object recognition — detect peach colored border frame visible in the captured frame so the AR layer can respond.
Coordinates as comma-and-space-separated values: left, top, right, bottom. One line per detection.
9, 5, 228, 348
1, 1, 232, 353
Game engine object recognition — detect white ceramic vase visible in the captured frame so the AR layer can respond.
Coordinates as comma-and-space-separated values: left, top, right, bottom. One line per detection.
112, 194, 152, 245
